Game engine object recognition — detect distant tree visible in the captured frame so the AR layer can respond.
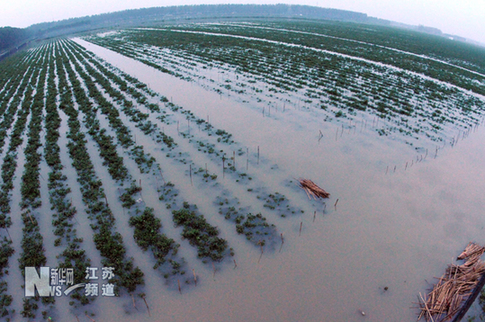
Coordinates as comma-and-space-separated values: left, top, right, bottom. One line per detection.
0, 27, 30, 52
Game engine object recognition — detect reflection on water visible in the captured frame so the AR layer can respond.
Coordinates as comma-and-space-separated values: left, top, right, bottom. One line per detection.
36, 38, 485, 322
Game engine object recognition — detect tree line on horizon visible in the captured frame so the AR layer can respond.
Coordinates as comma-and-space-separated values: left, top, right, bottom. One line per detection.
1, 4, 373, 54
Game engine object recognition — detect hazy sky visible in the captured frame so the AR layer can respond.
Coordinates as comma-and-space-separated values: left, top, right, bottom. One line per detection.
1, 0, 485, 44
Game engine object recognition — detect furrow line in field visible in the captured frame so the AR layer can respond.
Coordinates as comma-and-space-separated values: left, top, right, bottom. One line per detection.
58, 40, 218, 296
213, 22, 485, 79
63, 54, 188, 283
18, 45, 52, 319
62, 39, 233, 268
57, 41, 146, 298
44, 42, 97, 317
0, 49, 42, 320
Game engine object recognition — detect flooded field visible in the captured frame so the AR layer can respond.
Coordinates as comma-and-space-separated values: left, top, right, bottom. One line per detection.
1, 20, 485, 322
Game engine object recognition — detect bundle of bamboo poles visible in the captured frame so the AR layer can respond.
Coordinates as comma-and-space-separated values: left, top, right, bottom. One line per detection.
297, 178, 330, 199
418, 242, 485, 322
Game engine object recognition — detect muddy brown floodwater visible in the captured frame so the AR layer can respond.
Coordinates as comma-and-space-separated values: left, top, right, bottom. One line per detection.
62, 38, 485, 322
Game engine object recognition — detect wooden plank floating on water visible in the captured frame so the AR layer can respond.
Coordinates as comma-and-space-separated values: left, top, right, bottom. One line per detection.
297, 178, 330, 199
417, 242, 485, 322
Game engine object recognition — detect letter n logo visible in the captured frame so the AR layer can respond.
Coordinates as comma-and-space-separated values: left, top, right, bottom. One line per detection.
25, 267, 50, 297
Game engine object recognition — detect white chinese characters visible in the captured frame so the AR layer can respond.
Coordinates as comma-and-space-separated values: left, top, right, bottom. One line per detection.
85, 266, 115, 297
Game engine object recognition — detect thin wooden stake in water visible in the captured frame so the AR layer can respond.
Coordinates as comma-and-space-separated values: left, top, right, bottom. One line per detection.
233, 151, 236, 170
131, 293, 137, 310
258, 241, 264, 263
155, 176, 160, 198
27, 212, 34, 225
257, 146, 260, 164
104, 195, 108, 206
222, 156, 225, 178
334, 199, 339, 211
233, 259, 237, 269
313, 211, 316, 223
192, 269, 197, 286
246, 148, 249, 170
178, 280, 182, 294
141, 294, 151, 317
279, 233, 284, 253
84, 312, 96, 322
190, 165, 193, 186
299, 222, 303, 236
